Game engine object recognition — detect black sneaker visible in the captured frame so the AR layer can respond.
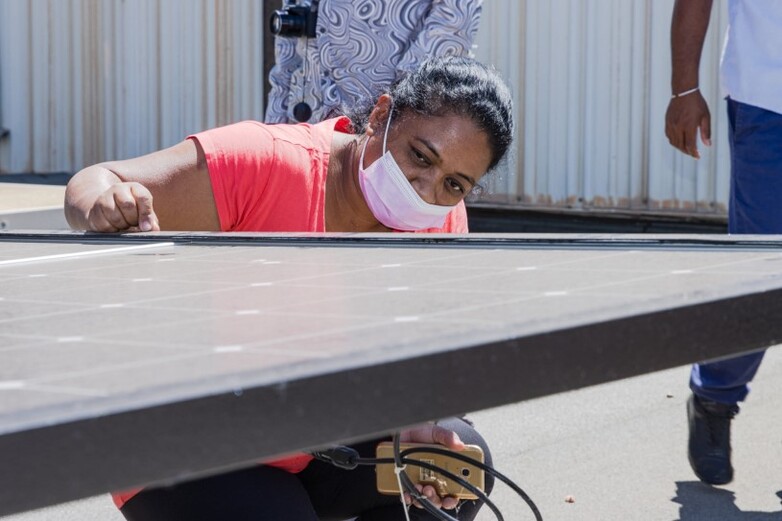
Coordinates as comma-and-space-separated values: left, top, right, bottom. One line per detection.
687, 393, 739, 485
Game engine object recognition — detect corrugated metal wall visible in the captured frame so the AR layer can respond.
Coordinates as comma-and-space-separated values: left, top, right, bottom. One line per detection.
0, 42, 4, 134
475, 0, 731, 217
0, 0, 264, 174
1, 0, 731, 218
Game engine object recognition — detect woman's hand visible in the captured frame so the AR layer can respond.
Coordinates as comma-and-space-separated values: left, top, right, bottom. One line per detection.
65, 139, 218, 232
398, 423, 465, 511
86, 182, 161, 232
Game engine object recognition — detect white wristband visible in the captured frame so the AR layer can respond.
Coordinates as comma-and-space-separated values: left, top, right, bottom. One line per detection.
671, 87, 700, 99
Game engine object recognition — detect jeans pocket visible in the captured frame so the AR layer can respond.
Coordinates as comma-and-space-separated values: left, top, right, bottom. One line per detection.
730, 99, 752, 142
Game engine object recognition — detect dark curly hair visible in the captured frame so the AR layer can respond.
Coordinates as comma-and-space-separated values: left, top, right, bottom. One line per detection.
346, 55, 514, 172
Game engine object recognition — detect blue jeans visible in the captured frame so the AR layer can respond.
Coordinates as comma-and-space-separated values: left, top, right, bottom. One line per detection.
690, 98, 782, 405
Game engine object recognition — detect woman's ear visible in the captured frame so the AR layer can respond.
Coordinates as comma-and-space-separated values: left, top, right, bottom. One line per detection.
367, 94, 393, 136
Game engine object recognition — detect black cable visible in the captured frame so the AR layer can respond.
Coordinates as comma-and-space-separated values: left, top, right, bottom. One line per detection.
393, 433, 503, 521
399, 446, 543, 521
360, 456, 504, 521
291, 0, 320, 122
312, 435, 543, 521
393, 433, 457, 521
402, 458, 498, 519
311, 446, 359, 470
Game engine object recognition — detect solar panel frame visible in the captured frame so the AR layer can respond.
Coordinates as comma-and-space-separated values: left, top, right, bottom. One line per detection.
1, 231, 782, 516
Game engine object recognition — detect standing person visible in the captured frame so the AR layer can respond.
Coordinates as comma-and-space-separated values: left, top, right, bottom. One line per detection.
665, 0, 782, 485
65, 55, 514, 520
265, 0, 482, 123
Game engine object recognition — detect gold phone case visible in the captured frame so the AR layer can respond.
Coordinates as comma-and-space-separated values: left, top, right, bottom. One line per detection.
375, 442, 485, 500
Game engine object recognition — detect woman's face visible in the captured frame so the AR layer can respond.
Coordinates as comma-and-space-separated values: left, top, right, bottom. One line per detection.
364, 103, 494, 207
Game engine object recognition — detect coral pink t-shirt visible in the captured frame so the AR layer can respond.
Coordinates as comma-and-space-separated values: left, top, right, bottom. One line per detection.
192, 116, 468, 234
112, 116, 468, 509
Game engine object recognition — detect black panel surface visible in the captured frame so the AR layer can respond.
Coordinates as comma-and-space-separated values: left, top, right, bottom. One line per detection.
1, 232, 781, 515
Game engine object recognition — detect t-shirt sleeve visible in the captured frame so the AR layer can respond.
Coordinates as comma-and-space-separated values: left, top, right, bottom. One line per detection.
188, 121, 275, 231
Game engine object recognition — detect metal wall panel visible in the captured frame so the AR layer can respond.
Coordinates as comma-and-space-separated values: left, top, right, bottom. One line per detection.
0, 0, 264, 175
1, 0, 731, 219
474, 0, 731, 217
0, 33, 4, 137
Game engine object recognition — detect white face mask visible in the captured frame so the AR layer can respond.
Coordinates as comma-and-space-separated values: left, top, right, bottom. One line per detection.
357, 108, 455, 231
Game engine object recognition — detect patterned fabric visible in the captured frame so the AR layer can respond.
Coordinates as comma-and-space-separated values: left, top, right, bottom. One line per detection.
265, 0, 483, 124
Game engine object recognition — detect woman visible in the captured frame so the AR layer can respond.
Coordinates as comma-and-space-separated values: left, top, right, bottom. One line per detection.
65, 56, 513, 521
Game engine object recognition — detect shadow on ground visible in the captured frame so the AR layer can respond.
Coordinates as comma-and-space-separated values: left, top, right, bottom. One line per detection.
673, 482, 782, 521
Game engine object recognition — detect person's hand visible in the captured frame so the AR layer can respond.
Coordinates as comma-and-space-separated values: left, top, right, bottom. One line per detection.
87, 182, 161, 232
665, 91, 712, 159
398, 423, 466, 511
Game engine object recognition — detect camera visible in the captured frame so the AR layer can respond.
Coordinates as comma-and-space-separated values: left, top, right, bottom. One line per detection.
269, 1, 319, 38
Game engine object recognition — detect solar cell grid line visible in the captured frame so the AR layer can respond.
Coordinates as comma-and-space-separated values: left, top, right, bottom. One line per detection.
1, 231, 782, 516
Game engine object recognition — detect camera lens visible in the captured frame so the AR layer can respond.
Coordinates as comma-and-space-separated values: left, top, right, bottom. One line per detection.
269, 9, 307, 37
269, 12, 283, 35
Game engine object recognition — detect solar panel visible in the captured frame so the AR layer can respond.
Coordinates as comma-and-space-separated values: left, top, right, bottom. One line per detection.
1, 231, 781, 516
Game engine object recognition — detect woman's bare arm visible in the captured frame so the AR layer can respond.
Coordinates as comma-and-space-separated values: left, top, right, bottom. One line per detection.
65, 138, 220, 232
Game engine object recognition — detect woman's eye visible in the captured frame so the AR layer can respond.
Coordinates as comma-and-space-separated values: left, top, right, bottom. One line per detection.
447, 178, 465, 194
412, 148, 430, 165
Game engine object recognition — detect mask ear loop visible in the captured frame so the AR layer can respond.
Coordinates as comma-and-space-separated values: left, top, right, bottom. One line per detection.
360, 104, 394, 170
382, 106, 394, 154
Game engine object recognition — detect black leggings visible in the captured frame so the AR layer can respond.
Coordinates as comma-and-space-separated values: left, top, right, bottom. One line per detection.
120, 418, 493, 521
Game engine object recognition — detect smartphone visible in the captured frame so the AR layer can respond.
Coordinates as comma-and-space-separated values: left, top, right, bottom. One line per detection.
375, 442, 485, 500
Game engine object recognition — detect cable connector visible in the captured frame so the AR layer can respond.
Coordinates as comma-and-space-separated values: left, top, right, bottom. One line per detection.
311, 446, 360, 470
